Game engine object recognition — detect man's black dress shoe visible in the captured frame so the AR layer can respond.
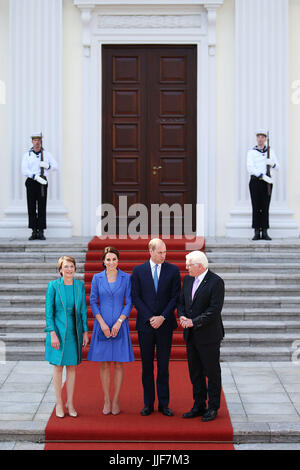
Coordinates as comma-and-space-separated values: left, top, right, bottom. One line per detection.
158, 406, 174, 417
182, 406, 207, 419
261, 229, 272, 241
252, 229, 260, 241
37, 229, 46, 240
28, 229, 38, 241
202, 409, 218, 422
140, 405, 154, 416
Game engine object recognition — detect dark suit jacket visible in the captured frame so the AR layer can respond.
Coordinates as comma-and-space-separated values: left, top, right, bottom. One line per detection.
131, 261, 181, 332
177, 270, 225, 344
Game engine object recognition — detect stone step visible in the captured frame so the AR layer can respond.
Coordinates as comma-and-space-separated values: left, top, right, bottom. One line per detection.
0, 283, 299, 297
0, 272, 298, 286
0, 332, 298, 348
2, 319, 300, 334
0, 263, 85, 273
1, 295, 300, 308
0, 262, 299, 274
3, 345, 293, 362
224, 296, 300, 308
0, 274, 85, 284
1, 307, 300, 322
0, 253, 87, 263
205, 239, 300, 253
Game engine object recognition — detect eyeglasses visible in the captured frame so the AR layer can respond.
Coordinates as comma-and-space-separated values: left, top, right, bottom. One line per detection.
186, 263, 200, 268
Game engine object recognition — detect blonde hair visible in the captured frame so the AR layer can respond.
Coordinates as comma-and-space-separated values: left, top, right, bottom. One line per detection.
148, 238, 165, 251
186, 251, 208, 269
57, 255, 76, 275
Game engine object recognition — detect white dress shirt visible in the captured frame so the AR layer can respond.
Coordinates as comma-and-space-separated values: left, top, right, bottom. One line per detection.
149, 259, 162, 280
22, 149, 58, 179
247, 146, 279, 177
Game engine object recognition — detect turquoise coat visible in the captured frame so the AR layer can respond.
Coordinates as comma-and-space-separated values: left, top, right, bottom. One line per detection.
44, 277, 89, 365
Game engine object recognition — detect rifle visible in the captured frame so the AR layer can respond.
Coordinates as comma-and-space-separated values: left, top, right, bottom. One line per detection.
39, 133, 47, 197
266, 131, 272, 196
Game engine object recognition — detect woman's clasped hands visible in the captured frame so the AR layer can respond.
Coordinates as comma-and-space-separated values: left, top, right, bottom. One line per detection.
100, 319, 122, 338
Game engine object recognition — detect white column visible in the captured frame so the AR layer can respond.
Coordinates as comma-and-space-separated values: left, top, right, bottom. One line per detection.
226, 0, 298, 238
0, 0, 72, 238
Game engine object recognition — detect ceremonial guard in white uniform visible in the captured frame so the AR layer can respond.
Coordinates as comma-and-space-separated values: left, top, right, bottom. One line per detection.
247, 130, 279, 240
22, 133, 58, 240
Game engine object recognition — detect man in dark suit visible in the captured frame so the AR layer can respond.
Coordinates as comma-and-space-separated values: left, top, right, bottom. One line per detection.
178, 250, 225, 422
131, 238, 181, 417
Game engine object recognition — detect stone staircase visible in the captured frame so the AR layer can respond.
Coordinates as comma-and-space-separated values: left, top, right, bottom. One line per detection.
0, 237, 300, 361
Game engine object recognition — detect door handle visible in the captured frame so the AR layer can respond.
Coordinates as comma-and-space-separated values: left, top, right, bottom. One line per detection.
153, 165, 162, 175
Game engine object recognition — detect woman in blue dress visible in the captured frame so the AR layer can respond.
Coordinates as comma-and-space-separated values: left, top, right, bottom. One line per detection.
45, 256, 89, 418
87, 247, 134, 415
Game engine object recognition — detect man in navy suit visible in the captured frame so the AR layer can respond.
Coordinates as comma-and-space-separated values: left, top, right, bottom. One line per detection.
178, 250, 225, 422
131, 238, 181, 416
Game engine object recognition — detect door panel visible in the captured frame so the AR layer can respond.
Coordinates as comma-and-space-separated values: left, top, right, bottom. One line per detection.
102, 45, 197, 235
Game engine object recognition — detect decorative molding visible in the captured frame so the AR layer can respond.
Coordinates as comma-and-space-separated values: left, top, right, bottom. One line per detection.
204, 5, 218, 56
81, 7, 94, 57
97, 14, 204, 30
75, 0, 224, 236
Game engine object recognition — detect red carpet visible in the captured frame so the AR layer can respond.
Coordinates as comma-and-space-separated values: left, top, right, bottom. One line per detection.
44, 236, 234, 450
45, 361, 233, 448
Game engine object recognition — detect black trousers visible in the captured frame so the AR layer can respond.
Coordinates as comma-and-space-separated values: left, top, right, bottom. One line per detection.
249, 175, 272, 229
138, 327, 173, 408
186, 334, 222, 411
25, 178, 48, 230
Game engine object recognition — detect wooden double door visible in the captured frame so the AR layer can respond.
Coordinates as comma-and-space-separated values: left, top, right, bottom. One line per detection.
102, 45, 197, 235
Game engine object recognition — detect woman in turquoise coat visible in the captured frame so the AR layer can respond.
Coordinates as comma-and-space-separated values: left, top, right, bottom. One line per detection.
45, 255, 89, 418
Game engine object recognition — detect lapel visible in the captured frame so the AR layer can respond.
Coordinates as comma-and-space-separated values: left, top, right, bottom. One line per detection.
73, 278, 80, 312
57, 277, 80, 312
101, 269, 123, 295
157, 262, 167, 294
191, 270, 210, 304
113, 269, 124, 293
100, 270, 112, 295
145, 261, 157, 296
57, 277, 67, 313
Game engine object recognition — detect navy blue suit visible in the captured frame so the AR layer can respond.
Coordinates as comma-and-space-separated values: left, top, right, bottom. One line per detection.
131, 261, 181, 408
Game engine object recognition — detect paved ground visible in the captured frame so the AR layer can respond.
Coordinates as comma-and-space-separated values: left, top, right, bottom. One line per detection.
1, 360, 300, 450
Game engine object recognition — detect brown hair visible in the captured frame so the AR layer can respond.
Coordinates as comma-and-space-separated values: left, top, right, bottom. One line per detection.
102, 246, 120, 267
57, 255, 76, 275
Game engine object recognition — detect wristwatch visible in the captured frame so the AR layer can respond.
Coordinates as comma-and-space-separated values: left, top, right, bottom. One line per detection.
118, 318, 123, 323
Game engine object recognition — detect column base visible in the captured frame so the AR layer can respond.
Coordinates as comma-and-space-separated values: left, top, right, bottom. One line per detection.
226, 206, 299, 239
0, 205, 72, 238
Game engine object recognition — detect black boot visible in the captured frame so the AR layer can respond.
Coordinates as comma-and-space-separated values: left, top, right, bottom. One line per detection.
261, 229, 272, 241
28, 229, 37, 241
252, 229, 260, 241
37, 229, 46, 240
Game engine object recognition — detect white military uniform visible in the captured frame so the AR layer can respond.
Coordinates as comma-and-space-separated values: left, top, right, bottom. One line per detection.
247, 132, 279, 235
247, 146, 279, 178
22, 140, 58, 238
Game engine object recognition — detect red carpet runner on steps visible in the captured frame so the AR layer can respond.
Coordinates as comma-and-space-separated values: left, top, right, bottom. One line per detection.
45, 236, 234, 450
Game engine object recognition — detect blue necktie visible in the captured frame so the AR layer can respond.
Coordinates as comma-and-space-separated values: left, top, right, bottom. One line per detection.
153, 264, 159, 292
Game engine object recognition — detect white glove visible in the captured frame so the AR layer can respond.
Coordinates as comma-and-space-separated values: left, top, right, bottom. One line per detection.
261, 174, 274, 185
34, 175, 48, 185
39, 161, 49, 169
266, 157, 275, 167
